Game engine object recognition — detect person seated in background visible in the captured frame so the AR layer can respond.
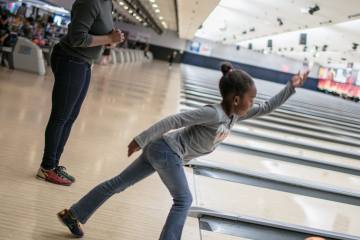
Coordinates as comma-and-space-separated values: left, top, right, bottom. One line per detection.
16, 3, 27, 18
32, 24, 46, 47
1, 25, 18, 68
19, 17, 34, 40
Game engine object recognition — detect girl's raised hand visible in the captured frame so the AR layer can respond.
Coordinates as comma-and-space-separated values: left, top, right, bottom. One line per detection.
291, 70, 310, 88
128, 139, 141, 157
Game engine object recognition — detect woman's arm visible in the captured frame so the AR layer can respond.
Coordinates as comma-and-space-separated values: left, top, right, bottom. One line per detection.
88, 30, 124, 47
67, 0, 124, 48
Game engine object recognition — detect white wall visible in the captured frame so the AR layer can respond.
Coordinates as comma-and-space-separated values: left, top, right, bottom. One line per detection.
188, 37, 319, 78
115, 22, 187, 50
114, 22, 319, 78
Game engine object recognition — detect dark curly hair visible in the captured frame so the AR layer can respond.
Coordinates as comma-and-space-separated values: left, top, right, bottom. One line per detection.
219, 62, 254, 99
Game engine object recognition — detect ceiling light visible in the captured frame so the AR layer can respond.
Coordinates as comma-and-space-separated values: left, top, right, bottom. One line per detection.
159, 16, 164, 20
119, 1, 124, 6
149, 0, 155, 2
124, 5, 128, 10
129, 10, 133, 14
308, 4, 320, 15
352, 43, 358, 50
155, 9, 160, 13
152, 3, 158, 8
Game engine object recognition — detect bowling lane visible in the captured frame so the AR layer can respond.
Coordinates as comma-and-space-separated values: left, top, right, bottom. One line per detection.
202, 230, 250, 240
199, 145, 360, 193
241, 120, 360, 147
256, 115, 360, 140
232, 125, 360, 156
181, 65, 360, 117
224, 135, 360, 170
194, 175, 360, 236
181, 100, 360, 141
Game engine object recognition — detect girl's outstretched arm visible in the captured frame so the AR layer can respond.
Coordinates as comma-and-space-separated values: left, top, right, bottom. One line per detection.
239, 70, 309, 121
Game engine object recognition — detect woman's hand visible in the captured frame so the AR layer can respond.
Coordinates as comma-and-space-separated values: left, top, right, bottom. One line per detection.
128, 139, 141, 157
109, 29, 125, 44
291, 70, 310, 88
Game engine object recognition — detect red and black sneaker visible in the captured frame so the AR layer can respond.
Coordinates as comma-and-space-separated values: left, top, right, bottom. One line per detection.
57, 209, 84, 238
36, 168, 72, 186
56, 166, 76, 183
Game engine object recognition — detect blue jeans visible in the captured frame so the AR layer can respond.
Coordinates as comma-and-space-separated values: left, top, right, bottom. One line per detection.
70, 138, 192, 240
41, 44, 91, 169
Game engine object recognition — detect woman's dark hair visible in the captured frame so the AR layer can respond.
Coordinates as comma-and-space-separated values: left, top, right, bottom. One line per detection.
219, 62, 254, 98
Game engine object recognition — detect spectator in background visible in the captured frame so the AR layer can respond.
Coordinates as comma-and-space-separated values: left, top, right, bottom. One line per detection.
0, 12, 9, 40
32, 24, 46, 47
1, 25, 18, 68
168, 50, 177, 68
19, 17, 34, 40
16, 3, 27, 18
144, 43, 150, 59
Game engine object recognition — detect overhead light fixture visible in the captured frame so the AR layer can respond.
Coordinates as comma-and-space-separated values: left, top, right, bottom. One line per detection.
352, 43, 358, 50
308, 4, 320, 15
119, 1, 124, 6
149, 0, 156, 2
124, 5, 128, 10
155, 9, 160, 13
152, 3, 158, 8
159, 16, 163, 20
161, 21, 168, 28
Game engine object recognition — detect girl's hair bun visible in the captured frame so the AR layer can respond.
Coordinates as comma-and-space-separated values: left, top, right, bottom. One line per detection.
220, 62, 233, 76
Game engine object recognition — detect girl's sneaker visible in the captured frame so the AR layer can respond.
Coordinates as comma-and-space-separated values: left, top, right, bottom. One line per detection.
57, 209, 84, 237
36, 168, 72, 186
56, 166, 76, 183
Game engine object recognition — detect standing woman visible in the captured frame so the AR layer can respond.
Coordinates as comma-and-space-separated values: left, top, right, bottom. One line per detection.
37, 0, 124, 186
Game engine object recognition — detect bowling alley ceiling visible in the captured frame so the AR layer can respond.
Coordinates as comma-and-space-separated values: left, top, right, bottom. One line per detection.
195, 0, 360, 43
193, 0, 360, 66
47, 0, 360, 65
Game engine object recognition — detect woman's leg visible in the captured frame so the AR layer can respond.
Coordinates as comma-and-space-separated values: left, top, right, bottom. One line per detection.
55, 64, 91, 165
70, 152, 155, 224
41, 55, 90, 170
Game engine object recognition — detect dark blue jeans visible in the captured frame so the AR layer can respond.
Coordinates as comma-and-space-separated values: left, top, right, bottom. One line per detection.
41, 44, 91, 170
70, 138, 193, 240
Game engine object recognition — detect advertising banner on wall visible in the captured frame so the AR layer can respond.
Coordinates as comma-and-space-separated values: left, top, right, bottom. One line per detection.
318, 67, 360, 98
189, 41, 212, 56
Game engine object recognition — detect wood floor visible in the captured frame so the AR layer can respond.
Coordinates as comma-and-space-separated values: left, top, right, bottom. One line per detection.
0, 62, 200, 240
1, 61, 360, 240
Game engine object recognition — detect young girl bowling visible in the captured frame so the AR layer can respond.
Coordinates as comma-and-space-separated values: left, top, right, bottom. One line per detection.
57, 63, 308, 239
